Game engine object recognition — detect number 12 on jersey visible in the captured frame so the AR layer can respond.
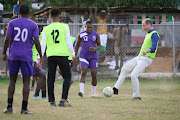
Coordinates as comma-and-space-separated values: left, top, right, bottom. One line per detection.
51, 30, 59, 43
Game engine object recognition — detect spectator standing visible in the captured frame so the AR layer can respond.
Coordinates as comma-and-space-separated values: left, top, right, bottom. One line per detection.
79, 8, 93, 32
107, 25, 114, 59
60, 10, 73, 23
113, 21, 129, 72
13, 0, 22, 18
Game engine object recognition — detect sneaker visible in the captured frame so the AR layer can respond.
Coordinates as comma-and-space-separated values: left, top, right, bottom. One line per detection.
30, 86, 34, 91
21, 109, 33, 114
50, 102, 56, 107
113, 87, 118, 95
132, 97, 142, 101
78, 92, 83, 97
3, 108, 13, 114
33, 96, 41, 100
58, 100, 72, 107
91, 95, 98, 98
41, 97, 48, 100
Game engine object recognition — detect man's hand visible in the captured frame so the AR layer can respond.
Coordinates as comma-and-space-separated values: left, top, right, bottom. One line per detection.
72, 56, 77, 67
89, 47, 97, 52
143, 50, 149, 55
38, 57, 43, 68
2, 54, 8, 63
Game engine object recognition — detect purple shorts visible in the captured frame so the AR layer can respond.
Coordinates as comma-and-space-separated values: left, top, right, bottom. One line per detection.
8, 60, 33, 76
33, 62, 43, 77
79, 57, 98, 69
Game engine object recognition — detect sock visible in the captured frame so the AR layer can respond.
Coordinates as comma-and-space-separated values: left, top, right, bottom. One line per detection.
42, 90, 46, 98
91, 86, 96, 96
7, 98, 13, 109
22, 100, 28, 110
34, 89, 40, 96
31, 80, 35, 87
80, 83, 85, 94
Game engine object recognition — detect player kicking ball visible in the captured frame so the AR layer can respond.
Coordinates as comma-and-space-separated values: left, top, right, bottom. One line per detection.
74, 21, 101, 97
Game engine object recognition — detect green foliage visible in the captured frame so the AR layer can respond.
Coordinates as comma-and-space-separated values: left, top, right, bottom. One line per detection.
1, 0, 17, 12
49, 0, 179, 8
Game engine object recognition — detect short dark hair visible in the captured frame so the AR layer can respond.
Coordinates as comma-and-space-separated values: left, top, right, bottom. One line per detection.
145, 19, 152, 25
51, 8, 60, 17
19, 5, 29, 15
86, 21, 93, 25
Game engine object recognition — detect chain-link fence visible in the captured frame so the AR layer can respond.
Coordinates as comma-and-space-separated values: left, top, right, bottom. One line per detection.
0, 22, 180, 78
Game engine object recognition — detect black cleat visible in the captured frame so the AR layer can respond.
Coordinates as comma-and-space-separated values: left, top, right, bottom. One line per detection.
58, 100, 71, 107
78, 92, 83, 97
50, 102, 56, 107
3, 108, 13, 114
132, 97, 142, 101
21, 109, 33, 114
113, 87, 118, 95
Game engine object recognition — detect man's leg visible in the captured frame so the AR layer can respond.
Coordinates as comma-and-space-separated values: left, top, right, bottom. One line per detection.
4, 74, 18, 114
47, 57, 57, 104
90, 68, 97, 97
114, 56, 138, 94
30, 77, 36, 91
79, 67, 88, 96
22, 76, 31, 110
131, 56, 153, 98
57, 57, 72, 107
34, 63, 46, 98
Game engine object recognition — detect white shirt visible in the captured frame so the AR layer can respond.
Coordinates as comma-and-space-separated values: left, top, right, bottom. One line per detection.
0, 3, 3, 11
41, 26, 75, 57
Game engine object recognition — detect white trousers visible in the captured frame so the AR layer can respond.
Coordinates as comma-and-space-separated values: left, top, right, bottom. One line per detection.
114, 55, 153, 97
99, 34, 107, 47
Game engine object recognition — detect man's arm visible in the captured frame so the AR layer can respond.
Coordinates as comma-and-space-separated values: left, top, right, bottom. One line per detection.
107, 8, 110, 19
2, 34, 11, 62
143, 33, 159, 55
34, 38, 42, 66
89, 7, 93, 20
66, 26, 75, 57
94, 8, 98, 19
74, 34, 81, 57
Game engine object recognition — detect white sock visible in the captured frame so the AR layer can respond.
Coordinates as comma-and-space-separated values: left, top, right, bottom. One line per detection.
80, 83, 85, 94
91, 86, 96, 96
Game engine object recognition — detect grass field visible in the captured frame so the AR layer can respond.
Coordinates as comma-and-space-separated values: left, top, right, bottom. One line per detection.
0, 77, 180, 120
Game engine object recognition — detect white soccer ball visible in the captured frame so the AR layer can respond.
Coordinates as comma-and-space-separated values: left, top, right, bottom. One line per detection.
103, 87, 113, 97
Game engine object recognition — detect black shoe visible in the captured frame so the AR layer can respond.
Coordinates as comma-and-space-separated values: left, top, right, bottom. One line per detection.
58, 100, 72, 107
132, 97, 142, 101
3, 108, 13, 114
114, 66, 120, 70
21, 109, 33, 114
113, 87, 118, 95
78, 92, 83, 97
50, 102, 56, 107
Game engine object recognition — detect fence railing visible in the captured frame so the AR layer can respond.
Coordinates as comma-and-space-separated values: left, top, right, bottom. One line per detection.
0, 23, 180, 77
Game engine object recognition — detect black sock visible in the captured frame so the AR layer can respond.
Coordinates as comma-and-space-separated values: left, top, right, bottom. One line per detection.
31, 80, 35, 87
22, 100, 28, 110
34, 89, 40, 96
42, 90, 46, 98
7, 98, 13, 109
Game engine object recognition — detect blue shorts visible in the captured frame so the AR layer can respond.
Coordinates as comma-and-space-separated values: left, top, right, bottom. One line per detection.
8, 60, 33, 76
79, 57, 98, 69
33, 62, 43, 77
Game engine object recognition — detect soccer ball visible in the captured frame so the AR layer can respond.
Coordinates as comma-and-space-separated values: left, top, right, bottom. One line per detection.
103, 87, 113, 97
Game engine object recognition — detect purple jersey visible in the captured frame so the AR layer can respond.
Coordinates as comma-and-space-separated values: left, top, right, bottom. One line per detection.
7, 18, 39, 61
80, 31, 99, 58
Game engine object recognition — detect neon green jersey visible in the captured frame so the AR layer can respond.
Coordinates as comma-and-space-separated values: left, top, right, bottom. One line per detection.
139, 31, 159, 59
43, 22, 69, 57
